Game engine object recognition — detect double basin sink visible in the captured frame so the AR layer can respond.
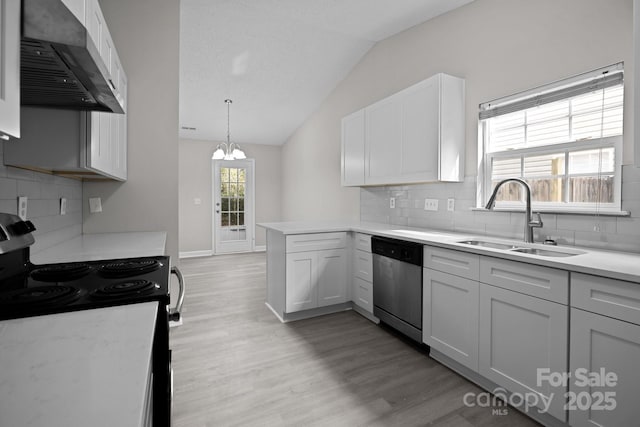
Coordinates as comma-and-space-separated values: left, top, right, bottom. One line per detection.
457, 239, 585, 258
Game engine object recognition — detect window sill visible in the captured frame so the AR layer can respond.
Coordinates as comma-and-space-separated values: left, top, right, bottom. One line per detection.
471, 207, 630, 217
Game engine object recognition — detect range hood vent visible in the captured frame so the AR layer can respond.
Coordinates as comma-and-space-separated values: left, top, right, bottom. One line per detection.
20, 0, 124, 114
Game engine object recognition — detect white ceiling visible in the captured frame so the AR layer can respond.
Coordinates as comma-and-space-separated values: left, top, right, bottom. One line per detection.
179, 0, 474, 146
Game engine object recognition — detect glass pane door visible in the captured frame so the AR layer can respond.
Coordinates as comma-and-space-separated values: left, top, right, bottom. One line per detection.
213, 159, 254, 254
219, 166, 246, 242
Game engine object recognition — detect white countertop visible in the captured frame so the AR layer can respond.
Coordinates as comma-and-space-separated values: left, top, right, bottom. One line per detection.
258, 220, 640, 283
0, 302, 158, 427
31, 232, 167, 264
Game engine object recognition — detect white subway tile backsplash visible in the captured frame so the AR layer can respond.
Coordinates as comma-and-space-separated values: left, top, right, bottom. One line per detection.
0, 179, 17, 199
616, 217, 640, 236
360, 165, 640, 253
1, 145, 82, 249
16, 179, 42, 199
0, 200, 16, 215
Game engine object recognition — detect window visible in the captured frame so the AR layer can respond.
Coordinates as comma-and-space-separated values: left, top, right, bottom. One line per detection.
479, 63, 624, 212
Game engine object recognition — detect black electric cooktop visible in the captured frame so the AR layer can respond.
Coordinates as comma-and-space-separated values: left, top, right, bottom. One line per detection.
0, 255, 171, 321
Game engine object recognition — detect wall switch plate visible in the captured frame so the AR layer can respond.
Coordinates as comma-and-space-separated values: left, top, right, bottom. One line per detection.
89, 197, 102, 213
390, 197, 396, 209
18, 197, 27, 220
194, 198, 202, 205
60, 198, 67, 215
447, 198, 455, 212
424, 198, 438, 211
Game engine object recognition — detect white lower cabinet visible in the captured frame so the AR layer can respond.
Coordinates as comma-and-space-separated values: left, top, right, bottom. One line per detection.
285, 252, 317, 312
569, 308, 640, 427
568, 272, 640, 427
351, 233, 374, 315
317, 249, 348, 307
352, 277, 373, 313
479, 283, 568, 422
423, 268, 479, 371
285, 248, 347, 313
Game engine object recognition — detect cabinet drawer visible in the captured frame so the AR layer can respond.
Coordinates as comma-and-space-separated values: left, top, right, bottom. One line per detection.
424, 246, 479, 280
571, 273, 640, 325
353, 249, 373, 282
354, 233, 371, 252
353, 277, 373, 313
286, 232, 347, 253
480, 257, 568, 304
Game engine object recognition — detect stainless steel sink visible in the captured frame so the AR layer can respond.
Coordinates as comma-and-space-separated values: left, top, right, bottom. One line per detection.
457, 239, 585, 257
457, 240, 520, 250
509, 247, 581, 257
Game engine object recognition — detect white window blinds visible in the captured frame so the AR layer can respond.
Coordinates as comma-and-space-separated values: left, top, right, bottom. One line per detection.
479, 63, 624, 211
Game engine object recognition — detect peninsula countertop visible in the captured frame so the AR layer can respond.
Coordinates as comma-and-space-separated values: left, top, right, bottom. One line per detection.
258, 220, 640, 284
30, 231, 167, 264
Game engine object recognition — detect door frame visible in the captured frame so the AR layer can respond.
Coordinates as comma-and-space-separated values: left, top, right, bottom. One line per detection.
211, 158, 255, 254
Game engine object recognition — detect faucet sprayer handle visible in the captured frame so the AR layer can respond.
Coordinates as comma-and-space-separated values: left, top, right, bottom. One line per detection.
529, 212, 543, 228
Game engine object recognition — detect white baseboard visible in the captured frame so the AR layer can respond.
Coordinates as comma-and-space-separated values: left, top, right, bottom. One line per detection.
180, 247, 265, 258
179, 250, 214, 259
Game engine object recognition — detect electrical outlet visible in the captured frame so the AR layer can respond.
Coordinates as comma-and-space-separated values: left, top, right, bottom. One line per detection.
424, 198, 438, 211
89, 197, 102, 213
447, 198, 455, 212
60, 198, 67, 215
390, 197, 396, 209
18, 197, 28, 220
194, 198, 202, 205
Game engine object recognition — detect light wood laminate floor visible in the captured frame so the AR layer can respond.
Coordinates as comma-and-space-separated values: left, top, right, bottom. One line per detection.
170, 253, 539, 427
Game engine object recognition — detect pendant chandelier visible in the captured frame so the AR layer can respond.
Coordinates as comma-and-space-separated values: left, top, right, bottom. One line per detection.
212, 99, 246, 160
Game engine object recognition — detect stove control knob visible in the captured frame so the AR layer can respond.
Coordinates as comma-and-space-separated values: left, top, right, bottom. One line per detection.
9, 220, 36, 236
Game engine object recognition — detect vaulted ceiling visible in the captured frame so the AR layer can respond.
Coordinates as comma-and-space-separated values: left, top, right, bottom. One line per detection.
179, 0, 474, 145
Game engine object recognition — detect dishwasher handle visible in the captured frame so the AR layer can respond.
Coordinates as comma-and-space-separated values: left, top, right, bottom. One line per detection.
169, 266, 185, 322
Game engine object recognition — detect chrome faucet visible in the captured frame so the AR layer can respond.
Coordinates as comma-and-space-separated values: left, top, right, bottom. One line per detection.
485, 178, 543, 243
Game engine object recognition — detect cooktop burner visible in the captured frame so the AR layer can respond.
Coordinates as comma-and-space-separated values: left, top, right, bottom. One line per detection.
90, 279, 160, 300
0, 285, 81, 308
0, 253, 170, 321
98, 259, 163, 278
30, 263, 93, 282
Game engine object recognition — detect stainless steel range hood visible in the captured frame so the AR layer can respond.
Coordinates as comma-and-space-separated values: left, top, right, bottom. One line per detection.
21, 0, 124, 114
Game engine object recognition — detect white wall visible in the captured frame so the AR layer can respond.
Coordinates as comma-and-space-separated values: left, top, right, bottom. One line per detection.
83, 0, 180, 263
179, 140, 282, 254
281, 0, 634, 221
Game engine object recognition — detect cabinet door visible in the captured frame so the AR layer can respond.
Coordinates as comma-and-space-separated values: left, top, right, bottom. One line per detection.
110, 67, 127, 181
317, 249, 348, 307
423, 269, 479, 371
399, 77, 439, 181
569, 308, 640, 427
353, 249, 372, 282
0, 0, 20, 139
479, 283, 568, 421
286, 252, 317, 312
87, 111, 113, 175
341, 109, 365, 186
365, 97, 401, 184
85, 0, 105, 53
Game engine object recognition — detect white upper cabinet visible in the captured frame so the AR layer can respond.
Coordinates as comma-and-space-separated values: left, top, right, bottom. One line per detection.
341, 73, 465, 186
366, 96, 402, 183
341, 109, 366, 186
0, 0, 20, 140
85, 0, 105, 54
635, 0, 640, 167
61, 0, 86, 24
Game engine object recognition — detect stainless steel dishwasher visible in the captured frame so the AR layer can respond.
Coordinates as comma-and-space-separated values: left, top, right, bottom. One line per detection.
372, 236, 423, 342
